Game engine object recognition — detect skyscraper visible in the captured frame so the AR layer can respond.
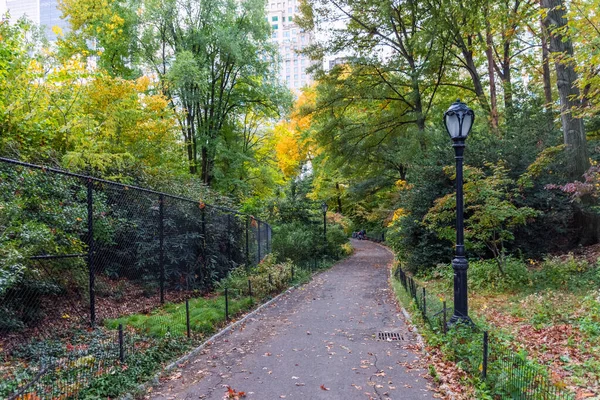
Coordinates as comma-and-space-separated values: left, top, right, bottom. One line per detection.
4, 0, 69, 41
266, 0, 316, 92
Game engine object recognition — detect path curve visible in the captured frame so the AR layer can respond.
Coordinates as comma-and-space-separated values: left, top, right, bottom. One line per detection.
147, 239, 435, 400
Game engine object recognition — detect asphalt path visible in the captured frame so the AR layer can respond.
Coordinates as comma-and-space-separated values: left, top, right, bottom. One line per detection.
147, 239, 436, 400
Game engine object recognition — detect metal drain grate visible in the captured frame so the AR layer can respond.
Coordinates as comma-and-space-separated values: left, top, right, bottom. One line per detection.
378, 332, 403, 341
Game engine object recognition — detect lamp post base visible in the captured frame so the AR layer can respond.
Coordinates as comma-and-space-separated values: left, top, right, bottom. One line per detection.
447, 314, 474, 328
450, 255, 471, 328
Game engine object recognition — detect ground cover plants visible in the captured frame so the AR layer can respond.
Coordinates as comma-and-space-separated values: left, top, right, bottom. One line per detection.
0, 253, 343, 400
391, 249, 600, 399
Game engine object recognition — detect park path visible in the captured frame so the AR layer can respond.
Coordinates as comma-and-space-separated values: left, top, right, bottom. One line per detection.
147, 239, 436, 400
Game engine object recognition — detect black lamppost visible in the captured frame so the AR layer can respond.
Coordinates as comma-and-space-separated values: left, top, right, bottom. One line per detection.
321, 202, 328, 246
443, 99, 474, 326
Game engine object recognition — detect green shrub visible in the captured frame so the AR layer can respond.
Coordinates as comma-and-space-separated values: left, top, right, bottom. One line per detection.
272, 221, 320, 263
468, 258, 530, 292
531, 254, 598, 290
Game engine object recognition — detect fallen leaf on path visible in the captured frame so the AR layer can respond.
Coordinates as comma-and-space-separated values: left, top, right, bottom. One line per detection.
320, 384, 329, 391
226, 386, 246, 399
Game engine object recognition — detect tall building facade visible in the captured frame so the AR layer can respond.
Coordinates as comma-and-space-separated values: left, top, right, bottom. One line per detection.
4, 0, 69, 41
266, 0, 315, 92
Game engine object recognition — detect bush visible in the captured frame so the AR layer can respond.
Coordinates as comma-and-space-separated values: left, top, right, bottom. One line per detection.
531, 254, 598, 290
272, 221, 321, 263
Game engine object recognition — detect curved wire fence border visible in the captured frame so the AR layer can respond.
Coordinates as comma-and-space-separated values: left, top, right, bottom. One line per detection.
394, 267, 575, 400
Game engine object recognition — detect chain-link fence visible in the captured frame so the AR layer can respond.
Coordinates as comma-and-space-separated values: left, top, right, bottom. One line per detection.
395, 268, 575, 400
0, 157, 272, 399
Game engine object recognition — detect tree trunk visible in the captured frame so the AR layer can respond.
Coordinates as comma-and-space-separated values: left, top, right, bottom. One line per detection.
201, 146, 209, 184
485, 19, 499, 132
501, 55, 513, 116
540, 12, 553, 110
541, 0, 589, 180
186, 113, 196, 174
411, 70, 427, 150
336, 182, 343, 213
460, 39, 492, 118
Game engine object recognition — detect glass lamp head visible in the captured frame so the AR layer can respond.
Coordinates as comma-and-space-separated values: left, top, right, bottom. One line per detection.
443, 99, 474, 140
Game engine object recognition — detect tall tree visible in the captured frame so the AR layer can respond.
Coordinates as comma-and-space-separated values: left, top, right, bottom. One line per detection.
136, 0, 291, 184
541, 0, 589, 179
298, 0, 448, 178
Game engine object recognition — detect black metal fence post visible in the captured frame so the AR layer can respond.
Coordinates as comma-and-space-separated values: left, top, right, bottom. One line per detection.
268, 274, 273, 286
266, 224, 270, 254
443, 301, 447, 335
227, 213, 232, 263
118, 324, 124, 362
225, 288, 229, 321
422, 287, 427, 318
186, 299, 191, 338
245, 216, 250, 268
87, 179, 96, 327
248, 279, 252, 296
482, 331, 488, 380
257, 220, 262, 261
291, 265, 295, 281
159, 194, 165, 304
201, 205, 206, 247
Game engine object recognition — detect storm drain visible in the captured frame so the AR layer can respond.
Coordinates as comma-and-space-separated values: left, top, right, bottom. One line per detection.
377, 332, 403, 341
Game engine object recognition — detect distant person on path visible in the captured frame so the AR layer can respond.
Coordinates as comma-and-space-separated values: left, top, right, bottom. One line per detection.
357, 229, 366, 240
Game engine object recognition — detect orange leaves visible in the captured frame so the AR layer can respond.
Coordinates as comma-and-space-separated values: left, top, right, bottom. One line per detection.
320, 384, 329, 391
18, 393, 43, 400
226, 386, 246, 399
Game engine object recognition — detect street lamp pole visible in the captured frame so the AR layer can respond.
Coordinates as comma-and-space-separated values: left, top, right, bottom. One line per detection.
443, 99, 474, 326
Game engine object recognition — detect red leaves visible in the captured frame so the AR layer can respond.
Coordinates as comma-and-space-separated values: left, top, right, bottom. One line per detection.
226, 386, 246, 399
320, 384, 329, 391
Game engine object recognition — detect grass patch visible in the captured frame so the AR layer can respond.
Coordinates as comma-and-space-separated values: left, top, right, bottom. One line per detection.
105, 295, 255, 338
393, 254, 599, 399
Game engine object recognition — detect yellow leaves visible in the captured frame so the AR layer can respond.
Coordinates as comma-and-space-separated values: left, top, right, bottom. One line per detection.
135, 75, 151, 92
273, 121, 306, 178
395, 179, 413, 191
52, 25, 64, 37
391, 208, 408, 223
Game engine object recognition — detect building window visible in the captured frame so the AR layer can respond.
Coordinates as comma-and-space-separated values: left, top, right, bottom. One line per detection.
288, 7, 292, 12
272, 32, 277, 38
288, 16, 293, 21
286, 75, 290, 81
272, 24, 278, 29
284, 31, 290, 38
272, 16, 278, 21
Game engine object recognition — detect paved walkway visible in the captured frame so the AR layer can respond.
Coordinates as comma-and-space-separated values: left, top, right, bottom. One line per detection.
148, 240, 436, 400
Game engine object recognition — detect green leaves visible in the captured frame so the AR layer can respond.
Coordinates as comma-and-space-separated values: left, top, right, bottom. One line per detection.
424, 162, 540, 270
